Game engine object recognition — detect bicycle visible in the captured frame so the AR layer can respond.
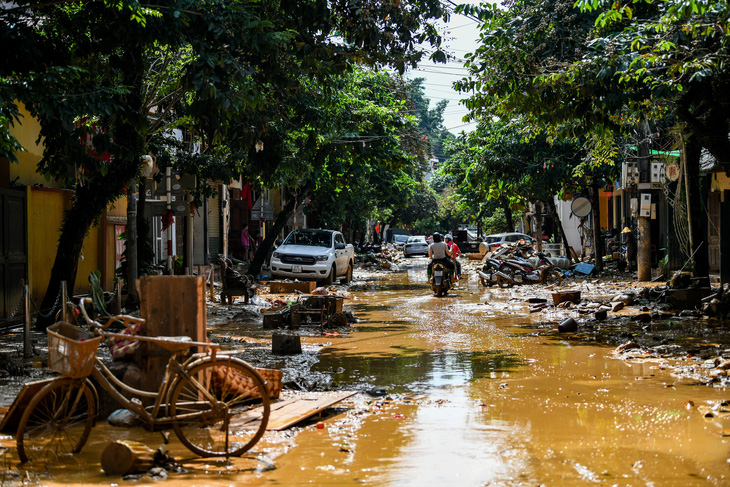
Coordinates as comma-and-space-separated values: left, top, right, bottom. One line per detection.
16, 298, 271, 464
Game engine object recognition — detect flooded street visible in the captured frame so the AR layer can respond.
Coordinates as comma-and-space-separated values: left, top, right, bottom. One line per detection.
266, 262, 730, 486
3, 260, 730, 485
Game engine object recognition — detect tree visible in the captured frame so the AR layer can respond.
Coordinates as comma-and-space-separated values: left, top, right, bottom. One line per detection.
2, 0, 450, 326
456, 0, 730, 277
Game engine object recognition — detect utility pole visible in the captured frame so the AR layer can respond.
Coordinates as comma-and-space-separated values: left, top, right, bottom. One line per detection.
126, 178, 139, 308
637, 121, 652, 282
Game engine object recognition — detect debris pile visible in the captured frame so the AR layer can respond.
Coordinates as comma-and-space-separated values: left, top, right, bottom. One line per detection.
355, 245, 403, 272
613, 340, 730, 387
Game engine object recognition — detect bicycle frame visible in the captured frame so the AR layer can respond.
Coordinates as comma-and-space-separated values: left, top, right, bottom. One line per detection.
76, 298, 229, 430
89, 349, 220, 430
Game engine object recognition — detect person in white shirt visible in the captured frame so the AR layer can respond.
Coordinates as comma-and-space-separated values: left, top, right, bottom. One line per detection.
427, 232, 454, 278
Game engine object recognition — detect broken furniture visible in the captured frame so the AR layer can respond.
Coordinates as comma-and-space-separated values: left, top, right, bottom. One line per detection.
218, 258, 254, 304
291, 295, 344, 327
262, 294, 345, 329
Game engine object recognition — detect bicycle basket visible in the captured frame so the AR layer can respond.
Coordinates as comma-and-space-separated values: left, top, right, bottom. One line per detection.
48, 322, 102, 378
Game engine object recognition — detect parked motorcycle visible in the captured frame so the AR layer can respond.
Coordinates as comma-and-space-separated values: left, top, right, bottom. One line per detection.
497, 252, 562, 288
478, 246, 512, 287
478, 257, 503, 287
430, 261, 452, 297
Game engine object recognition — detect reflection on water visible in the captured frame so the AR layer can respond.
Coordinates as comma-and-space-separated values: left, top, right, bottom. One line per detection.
7, 268, 730, 486
318, 350, 523, 394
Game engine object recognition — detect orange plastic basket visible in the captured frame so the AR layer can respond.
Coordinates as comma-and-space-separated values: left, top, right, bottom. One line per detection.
47, 322, 102, 378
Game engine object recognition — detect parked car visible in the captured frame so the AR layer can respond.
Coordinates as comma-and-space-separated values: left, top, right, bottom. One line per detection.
403, 236, 429, 257
393, 234, 410, 250
484, 232, 536, 250
270, 229, 355, 284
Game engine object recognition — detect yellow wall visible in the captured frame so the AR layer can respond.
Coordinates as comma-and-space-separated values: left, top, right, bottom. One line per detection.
8, 104, 63, 188
27, 184, 123, 300
713, 172, 730, 194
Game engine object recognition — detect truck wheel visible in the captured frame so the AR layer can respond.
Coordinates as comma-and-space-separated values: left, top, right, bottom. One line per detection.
322, 264, 335, 285
340, 262, 353, 284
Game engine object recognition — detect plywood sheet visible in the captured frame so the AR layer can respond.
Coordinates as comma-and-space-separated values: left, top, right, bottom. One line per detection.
0, 378, 56, 433
265, 391, 357, 430
229, 391, 357, 431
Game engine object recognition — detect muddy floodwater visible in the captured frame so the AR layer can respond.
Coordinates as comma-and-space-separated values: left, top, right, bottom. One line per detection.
3, 261, 730, 486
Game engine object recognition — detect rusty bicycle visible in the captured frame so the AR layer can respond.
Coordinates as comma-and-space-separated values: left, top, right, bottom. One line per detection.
16, 298, 270, 464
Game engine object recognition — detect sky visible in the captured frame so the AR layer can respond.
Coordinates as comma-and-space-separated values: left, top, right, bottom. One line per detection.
406, 1, 484, 135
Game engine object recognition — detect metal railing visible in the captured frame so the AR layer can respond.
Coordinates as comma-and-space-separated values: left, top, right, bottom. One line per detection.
0, 280, 120, 357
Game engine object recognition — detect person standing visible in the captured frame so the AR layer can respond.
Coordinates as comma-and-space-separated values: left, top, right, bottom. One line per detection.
444, 234, 462, 280
241, 223, 251, 262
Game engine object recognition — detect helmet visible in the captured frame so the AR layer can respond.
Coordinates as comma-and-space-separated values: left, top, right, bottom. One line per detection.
444, 234, 453, 240
432, 232, 442, 242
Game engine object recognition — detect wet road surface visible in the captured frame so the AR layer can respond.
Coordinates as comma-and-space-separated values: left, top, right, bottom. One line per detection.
3, 259, 730, 485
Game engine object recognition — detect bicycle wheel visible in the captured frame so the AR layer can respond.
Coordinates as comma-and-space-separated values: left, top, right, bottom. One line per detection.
17, 378, 96, 464
170, 357, 271, 457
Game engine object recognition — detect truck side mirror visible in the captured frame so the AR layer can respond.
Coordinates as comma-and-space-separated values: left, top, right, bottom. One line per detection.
335, 242, 346, 250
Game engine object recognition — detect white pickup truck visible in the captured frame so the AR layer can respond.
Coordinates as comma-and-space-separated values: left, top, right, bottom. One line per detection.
270, 229, 355, 284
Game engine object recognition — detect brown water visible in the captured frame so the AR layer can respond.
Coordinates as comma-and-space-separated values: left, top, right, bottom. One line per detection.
3, 263, 730, 485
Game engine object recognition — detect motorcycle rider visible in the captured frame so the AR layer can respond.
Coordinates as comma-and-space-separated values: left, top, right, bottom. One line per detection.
444, 234, 462, 281
427, 232, 454, 279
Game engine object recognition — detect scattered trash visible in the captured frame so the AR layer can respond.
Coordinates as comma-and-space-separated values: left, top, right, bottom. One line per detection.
558, 318, 578, 333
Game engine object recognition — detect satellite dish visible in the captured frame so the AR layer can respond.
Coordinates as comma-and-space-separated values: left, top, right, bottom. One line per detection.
571, 196, 592, 218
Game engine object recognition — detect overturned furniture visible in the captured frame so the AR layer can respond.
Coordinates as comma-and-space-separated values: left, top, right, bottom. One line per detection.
263, 294, 346, 329
291, 295, 344, 327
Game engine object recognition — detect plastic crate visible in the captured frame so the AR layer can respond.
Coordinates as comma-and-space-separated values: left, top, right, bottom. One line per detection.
47, 322, 101, 378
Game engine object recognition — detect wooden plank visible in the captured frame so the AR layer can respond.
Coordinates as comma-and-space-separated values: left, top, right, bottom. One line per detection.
229, 391, 357, 431
265, 391, 357, 431
138, 276, 206, 392
0, 378, 56, 433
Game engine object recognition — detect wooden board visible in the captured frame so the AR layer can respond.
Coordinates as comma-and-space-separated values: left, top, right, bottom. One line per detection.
0, 378, 56, 433
138, 276, 207, 393
229, 391, 357, 431
265, 391, 357, 430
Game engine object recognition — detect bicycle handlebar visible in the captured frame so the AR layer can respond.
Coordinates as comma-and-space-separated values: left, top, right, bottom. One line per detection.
78, 298, 218, 352
79, 297, 144, 331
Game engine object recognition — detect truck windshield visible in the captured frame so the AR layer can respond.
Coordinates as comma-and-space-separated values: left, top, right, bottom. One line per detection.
283, 230, 332, 247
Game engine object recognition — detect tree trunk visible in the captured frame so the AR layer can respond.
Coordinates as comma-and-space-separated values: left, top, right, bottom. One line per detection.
548, 197, 574, 263
534, 201, 544, 252
37, 43, 145, 329
591, 181, 603, 271
500, 195, 513, 232
684, 136, 710, 278
248, 187, 308, 278
101, 440, 155, 476
125, 180, 139, 309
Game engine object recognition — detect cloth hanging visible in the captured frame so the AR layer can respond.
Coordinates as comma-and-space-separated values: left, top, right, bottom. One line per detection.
241, 182, 253, 212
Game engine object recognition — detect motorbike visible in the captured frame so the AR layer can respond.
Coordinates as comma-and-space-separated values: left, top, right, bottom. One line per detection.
496, 252, 562, 288
478, 246, 513, 287
478, 256, 503, 287
430, 261, 452, 297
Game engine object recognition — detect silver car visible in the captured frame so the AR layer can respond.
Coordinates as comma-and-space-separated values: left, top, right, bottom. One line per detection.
484, 232, 536, 251
403, 236, 429, 257
393, 234, 410, 250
